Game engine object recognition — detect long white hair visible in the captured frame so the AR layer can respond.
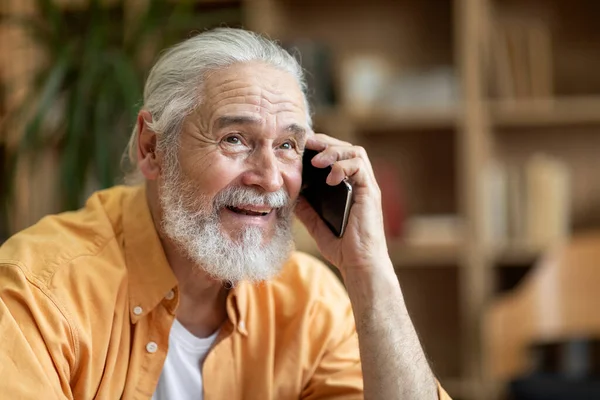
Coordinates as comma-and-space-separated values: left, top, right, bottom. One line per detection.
124, 27, 311, 182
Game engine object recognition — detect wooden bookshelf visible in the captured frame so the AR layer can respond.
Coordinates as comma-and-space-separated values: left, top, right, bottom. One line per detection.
245, 0, 470, 398
490, 96, 600, 127
389, 242, 462, 268
347, 107, 461, 132
485, 0, 600, 398
244, 0, 600, 399
490, 242, 544, 266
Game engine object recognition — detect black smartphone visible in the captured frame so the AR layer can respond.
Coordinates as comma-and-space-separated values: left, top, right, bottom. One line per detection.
301, 149, 354, 237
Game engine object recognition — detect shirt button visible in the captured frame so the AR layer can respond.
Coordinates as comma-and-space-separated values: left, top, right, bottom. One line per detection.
165, 290, 175, 300
146, 341, 158, 353
133, 306, 143, 316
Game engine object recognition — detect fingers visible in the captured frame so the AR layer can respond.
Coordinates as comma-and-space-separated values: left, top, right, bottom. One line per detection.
305, 134, 352, 151
327, 158, 374, 188
312, 146, 375, 179
310, 145, 359, 167
306, 133, 376, 185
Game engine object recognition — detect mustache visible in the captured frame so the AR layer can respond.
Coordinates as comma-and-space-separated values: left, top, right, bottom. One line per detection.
213, 186, 291, 210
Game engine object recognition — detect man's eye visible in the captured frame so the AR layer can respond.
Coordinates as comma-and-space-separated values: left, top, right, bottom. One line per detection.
279, 141, 295, 150
224, 135, 242, 145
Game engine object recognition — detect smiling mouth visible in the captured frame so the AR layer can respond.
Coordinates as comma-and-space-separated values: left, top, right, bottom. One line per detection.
226, 206, 272, 216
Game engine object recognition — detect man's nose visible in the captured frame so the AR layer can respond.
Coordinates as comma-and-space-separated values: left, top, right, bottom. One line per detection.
241, 149, 284, 193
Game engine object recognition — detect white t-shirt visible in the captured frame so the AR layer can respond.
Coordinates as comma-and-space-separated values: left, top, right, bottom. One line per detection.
152, 319, 220, 400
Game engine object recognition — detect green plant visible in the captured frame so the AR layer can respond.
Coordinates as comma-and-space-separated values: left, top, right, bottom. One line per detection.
0, 0, 241, 230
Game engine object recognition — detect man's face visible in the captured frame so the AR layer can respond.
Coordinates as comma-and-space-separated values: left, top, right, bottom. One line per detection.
157, 62, 309, 282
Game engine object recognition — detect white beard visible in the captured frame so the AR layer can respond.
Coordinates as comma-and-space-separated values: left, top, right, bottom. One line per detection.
158, 153, 295, 284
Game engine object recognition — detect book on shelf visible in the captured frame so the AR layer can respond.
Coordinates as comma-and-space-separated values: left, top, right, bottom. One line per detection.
482, 154, 571, 252
506, 164, 527, 242
482, 160, 508, 246
402, 214, 463, 248
525, 153, 571, 248
491, 19, 553, 101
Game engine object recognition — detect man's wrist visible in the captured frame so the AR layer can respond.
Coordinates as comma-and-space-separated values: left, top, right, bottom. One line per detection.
341, 256, 396, 284
342, 257, 403, 308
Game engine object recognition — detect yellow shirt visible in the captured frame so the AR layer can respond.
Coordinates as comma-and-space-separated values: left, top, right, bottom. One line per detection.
0, 185, 451, 399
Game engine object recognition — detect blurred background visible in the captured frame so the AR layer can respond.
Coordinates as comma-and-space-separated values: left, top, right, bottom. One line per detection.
2, 0, 600, 399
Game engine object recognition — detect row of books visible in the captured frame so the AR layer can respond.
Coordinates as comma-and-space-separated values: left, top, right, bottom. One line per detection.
490, 19, 554, 100
482, 154, 571, 249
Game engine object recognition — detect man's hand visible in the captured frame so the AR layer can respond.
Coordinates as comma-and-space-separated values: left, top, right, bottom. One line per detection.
295, 133, 442, 400
294, 134, 388, 277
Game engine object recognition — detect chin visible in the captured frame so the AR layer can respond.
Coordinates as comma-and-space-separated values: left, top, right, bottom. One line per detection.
160, 184, 295, 283
181, 222, 295, 284
221, 225, 275, 246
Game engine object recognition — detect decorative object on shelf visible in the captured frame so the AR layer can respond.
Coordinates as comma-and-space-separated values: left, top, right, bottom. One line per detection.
340, 52, 459, 115
378, 66, 459, 111
340, 54, 392, 115
373, 159, 405, 239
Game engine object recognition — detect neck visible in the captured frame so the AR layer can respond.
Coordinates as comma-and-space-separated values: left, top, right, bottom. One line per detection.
146, 182, 229, 338
169, 251, 229, 338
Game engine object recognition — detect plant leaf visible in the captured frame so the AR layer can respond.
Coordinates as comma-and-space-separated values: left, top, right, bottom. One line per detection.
106, 52, 142, 120
20, 51, 69, 151
34, 0, 64, 52
92, 79, 113, 188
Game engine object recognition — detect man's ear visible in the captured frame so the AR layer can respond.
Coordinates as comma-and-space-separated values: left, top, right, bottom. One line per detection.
137, 110, 160, 180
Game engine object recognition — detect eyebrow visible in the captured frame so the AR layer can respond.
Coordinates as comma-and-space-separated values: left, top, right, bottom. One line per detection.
214, 115, 262, 131
213, 115, 307, 141
284, 123, 307, 138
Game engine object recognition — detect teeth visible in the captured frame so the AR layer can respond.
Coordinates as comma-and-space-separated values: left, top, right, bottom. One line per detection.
243, 206, 271, 213
226, 206, 271, 216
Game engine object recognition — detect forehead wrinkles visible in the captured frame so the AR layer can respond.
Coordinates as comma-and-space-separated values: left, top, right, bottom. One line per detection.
210, 96, 305, 119
211, 88, 302, 111
207, 74, 295, 94
206, 74, 304, 108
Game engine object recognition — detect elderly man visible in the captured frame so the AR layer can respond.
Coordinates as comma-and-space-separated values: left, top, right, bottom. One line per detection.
0, 28, 451, 399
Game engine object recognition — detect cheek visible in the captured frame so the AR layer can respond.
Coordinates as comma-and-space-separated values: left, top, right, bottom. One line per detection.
283, 162, 303, 198
180, 155, 242, 197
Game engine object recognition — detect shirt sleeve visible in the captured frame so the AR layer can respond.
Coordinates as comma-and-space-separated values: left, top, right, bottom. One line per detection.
299, 276, 364, 400
297, 258, 453, 400
298, 294, 453, 400
0, 263, 74, 399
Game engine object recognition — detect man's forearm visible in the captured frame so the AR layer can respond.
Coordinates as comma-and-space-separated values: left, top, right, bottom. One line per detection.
343, 261, 437, 400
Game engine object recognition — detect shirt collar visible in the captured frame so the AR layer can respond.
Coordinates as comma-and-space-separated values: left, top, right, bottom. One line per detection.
121, 184, 248, 331
122, 184, 178, 323
227, 281, 249, 336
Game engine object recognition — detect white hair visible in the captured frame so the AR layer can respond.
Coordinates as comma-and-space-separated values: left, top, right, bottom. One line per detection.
124, 27, 311, 182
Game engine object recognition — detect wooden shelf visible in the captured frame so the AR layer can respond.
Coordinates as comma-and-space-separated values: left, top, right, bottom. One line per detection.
346, 107, 460, 132
491, 242, 544, 266
490, 96, 600, 128
388, 241, 461, 268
